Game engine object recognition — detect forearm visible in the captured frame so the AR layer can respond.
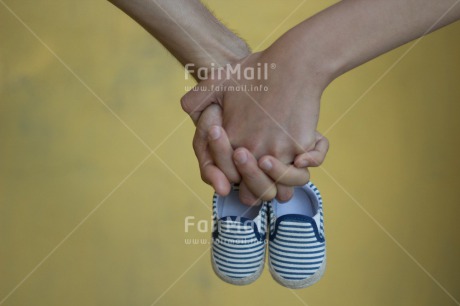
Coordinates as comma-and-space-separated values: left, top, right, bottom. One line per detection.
269, 0, 460, 89
108, 0, 250, 77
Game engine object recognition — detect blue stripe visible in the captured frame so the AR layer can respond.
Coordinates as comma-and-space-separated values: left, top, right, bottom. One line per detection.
213, 252, 263, 266
216, 266, 255, 277
213, 259, 261, 271
270, 240, 323, 250
271, 259, 323, 270
273, 266, 317, 274
213, 241, 264, 253
213, 244, 264, 258
215, 232, 257, 240
213, 242, 264, 253
275, 228, 315, 235
276, 232, 316, 239
269, 245, 324, 256
269, 253, 325, 264
279, 274, 314, 280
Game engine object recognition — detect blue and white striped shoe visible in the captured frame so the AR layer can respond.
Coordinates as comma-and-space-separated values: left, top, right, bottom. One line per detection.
211, 186, 267, 285
268, 182, 326, 289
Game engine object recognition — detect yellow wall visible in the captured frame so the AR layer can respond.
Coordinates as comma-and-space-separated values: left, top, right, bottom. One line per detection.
1, 1, 459, 305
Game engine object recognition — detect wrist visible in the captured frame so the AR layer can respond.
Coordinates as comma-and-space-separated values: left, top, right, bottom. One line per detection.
261, 32, 333, 100
277, 27, 342, 92
190, 37, 251, 82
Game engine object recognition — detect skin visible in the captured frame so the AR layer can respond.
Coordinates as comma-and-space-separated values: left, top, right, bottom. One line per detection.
196, 104, 329, 205
181, 0, 460, 203
111, 0, 460, 205
108, 0, 328, 204
108, 0, 249, 73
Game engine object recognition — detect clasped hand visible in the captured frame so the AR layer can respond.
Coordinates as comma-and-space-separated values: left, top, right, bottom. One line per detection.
181, 51, 329, 205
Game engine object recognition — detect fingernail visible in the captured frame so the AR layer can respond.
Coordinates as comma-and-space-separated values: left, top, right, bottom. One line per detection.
208, 126, 221, 140
296, 159, 308, 168
260, 159, 272, 171
234, 150, 247, 164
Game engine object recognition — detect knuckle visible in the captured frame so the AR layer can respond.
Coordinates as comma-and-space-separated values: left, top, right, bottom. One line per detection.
180, 95, 191, 113
192, 136, 199, 151
192, 137, 202, 158
306, 153, 322, 167
270, 145, 294, 164
237, 163, 258, 179
299, 135, 317, 153
315, 158, 325, 166
199, 170, 211, 185
324, 139, 330, 153
316, 154, 326, 165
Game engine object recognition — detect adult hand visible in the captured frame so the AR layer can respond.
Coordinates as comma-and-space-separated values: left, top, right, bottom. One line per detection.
182, 45, 329, 161
182, 45, 331, 204
207, 124, 329, 205
194, 104, 329, 206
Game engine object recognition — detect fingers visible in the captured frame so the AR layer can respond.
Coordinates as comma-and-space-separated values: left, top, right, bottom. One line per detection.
233, 148, 277, 205
259, 156, 310, 186
200, 160, 232, 196
294, 132, 329, 168
238, 182, 261, 206
207, 126, 240, 183
193, 105, 231, 196
181, 80, 224, 124
275, 184, 294, 203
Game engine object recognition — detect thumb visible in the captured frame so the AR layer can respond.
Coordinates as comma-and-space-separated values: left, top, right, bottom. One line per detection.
180, 79, 224, 125
294, 132, 329, 168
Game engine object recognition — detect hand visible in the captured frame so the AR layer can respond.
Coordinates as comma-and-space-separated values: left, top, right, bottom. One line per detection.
192, 104, 236, 197
182, 46, 331, 199
208, 125, 329, 205
194, 104, 329, 205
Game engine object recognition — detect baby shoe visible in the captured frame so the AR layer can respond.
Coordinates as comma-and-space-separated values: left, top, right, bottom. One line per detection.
211, 185, 267, 285
268, 182, 326, 289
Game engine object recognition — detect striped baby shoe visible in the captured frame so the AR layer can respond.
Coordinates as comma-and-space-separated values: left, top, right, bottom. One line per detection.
268, 182, 326, 289
211, 186, 267, 285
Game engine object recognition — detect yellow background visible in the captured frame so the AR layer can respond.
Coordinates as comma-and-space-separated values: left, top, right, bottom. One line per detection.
1, 0, 460, 305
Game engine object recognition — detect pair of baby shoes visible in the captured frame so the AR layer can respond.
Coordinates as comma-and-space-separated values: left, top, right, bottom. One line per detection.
211, 182, 326, 289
